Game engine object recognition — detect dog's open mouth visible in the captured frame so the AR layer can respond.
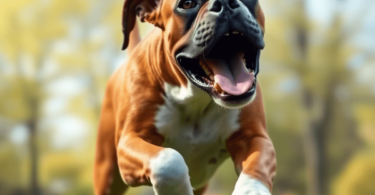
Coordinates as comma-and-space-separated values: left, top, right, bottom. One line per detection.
177, 31, 261, 104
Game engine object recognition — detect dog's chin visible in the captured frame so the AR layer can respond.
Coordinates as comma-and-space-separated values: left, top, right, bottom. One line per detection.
212, 91, 256, 109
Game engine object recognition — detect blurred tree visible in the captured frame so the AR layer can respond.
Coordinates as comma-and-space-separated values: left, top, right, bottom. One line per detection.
290, 1, 373, 194
0, 0, 124, 194
260, 0, 373, 195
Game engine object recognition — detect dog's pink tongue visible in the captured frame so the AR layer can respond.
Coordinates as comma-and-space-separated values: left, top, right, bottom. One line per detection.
205, 53, 254, 95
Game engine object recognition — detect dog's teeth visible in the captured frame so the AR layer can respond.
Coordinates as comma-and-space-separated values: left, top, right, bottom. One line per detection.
199, 60, 208, 75
200, 63, 211, 76
225, 33, 229, 36
214, 82, 225, 94
203, 68, 210, 75
233, 31, 239, 34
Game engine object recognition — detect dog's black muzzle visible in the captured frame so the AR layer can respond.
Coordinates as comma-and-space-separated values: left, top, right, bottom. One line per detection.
178, 0, 264, 59
175, 0, 264, 107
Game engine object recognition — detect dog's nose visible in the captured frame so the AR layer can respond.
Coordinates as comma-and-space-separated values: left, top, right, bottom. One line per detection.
208, 0, 240, 13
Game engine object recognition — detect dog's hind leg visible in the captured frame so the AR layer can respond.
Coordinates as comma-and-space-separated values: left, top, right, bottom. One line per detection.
94, 91, 128, 195
94, 130, 128, 195
94, 152, 128, 195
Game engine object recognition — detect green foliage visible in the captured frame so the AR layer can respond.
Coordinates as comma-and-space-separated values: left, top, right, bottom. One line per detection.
333, 151, 375, 195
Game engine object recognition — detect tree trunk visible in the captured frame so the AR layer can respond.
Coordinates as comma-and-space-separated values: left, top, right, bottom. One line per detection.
303, 83, 335, 195
28, 119, 39, 195
28, 96, 40, 195
294, 1, 326, 194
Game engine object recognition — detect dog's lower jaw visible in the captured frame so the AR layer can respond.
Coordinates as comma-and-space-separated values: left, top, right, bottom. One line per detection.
232, 173, 271, 195
212, 92, 257, 109
149, 148, 194, 195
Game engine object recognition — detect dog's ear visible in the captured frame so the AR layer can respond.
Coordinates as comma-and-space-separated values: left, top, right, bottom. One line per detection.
255, 2, 265, 33
122, 0, 163, 50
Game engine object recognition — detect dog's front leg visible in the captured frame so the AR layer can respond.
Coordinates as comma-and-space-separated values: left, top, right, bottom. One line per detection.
117, 133, 194, 195
227, 86, 276, 195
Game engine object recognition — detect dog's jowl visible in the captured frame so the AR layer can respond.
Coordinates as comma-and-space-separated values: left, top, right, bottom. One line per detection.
94, 0, 276, 194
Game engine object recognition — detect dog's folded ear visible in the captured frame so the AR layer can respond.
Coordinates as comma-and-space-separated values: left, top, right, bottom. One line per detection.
255, 2, 265, 33
122, 0, 163, 50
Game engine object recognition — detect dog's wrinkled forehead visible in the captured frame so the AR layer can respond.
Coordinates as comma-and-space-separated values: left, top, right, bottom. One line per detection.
121, 0, 264, 50
170, 0, 263, 31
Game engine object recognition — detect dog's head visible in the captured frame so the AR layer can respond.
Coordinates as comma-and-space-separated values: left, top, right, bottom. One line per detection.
122, 0, 265, 108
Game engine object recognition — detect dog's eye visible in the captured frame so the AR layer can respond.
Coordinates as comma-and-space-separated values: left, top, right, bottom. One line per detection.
179, 0, 197, 9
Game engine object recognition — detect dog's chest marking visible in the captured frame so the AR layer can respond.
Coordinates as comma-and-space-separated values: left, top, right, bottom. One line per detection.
155, 82, 240, 188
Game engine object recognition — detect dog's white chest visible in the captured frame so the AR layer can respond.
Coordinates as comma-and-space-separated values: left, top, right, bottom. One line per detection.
155, 82, 240, 188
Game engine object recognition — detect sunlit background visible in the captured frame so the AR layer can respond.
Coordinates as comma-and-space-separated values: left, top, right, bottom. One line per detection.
1, 0, 374, 194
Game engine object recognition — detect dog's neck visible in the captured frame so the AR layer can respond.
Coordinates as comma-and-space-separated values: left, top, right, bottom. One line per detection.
131, 28, 188, 89
163, 81, 213, 116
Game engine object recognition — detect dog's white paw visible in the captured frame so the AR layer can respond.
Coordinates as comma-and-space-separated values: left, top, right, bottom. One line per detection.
232, 173, 271, 195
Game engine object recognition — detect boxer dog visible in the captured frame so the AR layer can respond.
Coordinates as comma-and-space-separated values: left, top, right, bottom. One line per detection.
94, 0, 276, 194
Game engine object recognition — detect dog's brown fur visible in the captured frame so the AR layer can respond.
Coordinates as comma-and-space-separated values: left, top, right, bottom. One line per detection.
94, 0, 276, 194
